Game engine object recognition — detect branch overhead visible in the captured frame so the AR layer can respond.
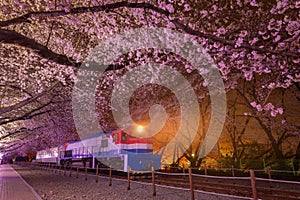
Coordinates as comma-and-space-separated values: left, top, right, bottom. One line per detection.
0, 2, 169, 27
0, 2, 298, 59
0, 29, 80, 67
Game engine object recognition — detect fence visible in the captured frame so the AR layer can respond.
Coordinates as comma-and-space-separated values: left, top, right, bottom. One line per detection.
162, 164, 300, 180
15, 162, 300, 200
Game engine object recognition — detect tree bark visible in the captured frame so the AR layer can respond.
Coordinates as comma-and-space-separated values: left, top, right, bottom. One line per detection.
294, 141, 300, 171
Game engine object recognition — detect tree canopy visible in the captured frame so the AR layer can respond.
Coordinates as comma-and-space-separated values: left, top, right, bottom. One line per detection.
0, 0, 299, 165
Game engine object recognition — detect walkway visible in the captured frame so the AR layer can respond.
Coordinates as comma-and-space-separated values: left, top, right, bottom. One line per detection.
0, 164, 42, 200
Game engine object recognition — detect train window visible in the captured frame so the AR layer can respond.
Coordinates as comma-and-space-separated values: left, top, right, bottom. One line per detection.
101, 139, 108, 147
121, 132, 127, 141
113, 134, 118, 142
64, 150, 72, 158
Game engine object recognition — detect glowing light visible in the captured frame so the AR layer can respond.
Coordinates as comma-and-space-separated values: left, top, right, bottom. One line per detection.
191, 153, 195, 157
136, 125, 145, 133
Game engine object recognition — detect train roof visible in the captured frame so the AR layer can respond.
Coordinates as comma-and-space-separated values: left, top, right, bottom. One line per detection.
68, 129, 115, 144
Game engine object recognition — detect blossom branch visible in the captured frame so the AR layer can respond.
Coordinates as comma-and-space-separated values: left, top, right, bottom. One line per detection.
0, 80, 60, 115
0, 2, 298, 59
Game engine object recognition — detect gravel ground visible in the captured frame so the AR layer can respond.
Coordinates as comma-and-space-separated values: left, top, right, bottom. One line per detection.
13, 165, 242, 200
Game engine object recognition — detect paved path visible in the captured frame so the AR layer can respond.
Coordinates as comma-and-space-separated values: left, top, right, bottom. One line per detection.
0, 164, 42, 200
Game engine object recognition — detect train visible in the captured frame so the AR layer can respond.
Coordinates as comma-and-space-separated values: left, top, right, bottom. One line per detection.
35, 128, 161, 172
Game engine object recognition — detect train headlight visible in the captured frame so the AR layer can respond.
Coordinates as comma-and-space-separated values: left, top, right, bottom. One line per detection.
136, 125, 144, 134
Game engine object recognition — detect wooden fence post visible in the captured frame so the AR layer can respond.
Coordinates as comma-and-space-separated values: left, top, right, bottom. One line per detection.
76, 167, 79, 178
109, 166, 112, 186
152, 167, 156, 196
267, 166, 271, 179
250, 170, 258, 200
231, 165, 235, 177
204, 165, 207, 175
267, 166, 272, 187
85, 166, 88, 181
64, 164, 66, 175
189, 168, 194, 200
96, 164, 99, 183
127, 166, 131, 190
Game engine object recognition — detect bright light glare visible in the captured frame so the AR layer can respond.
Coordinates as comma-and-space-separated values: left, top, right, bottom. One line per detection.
136, 125, 145, 133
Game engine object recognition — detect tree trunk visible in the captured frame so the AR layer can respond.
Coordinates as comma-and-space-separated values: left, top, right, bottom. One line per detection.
294, 141, 300, 171
255, 117, 283, 159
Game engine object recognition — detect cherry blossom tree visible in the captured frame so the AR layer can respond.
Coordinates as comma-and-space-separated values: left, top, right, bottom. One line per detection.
0, 0, 299, 166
